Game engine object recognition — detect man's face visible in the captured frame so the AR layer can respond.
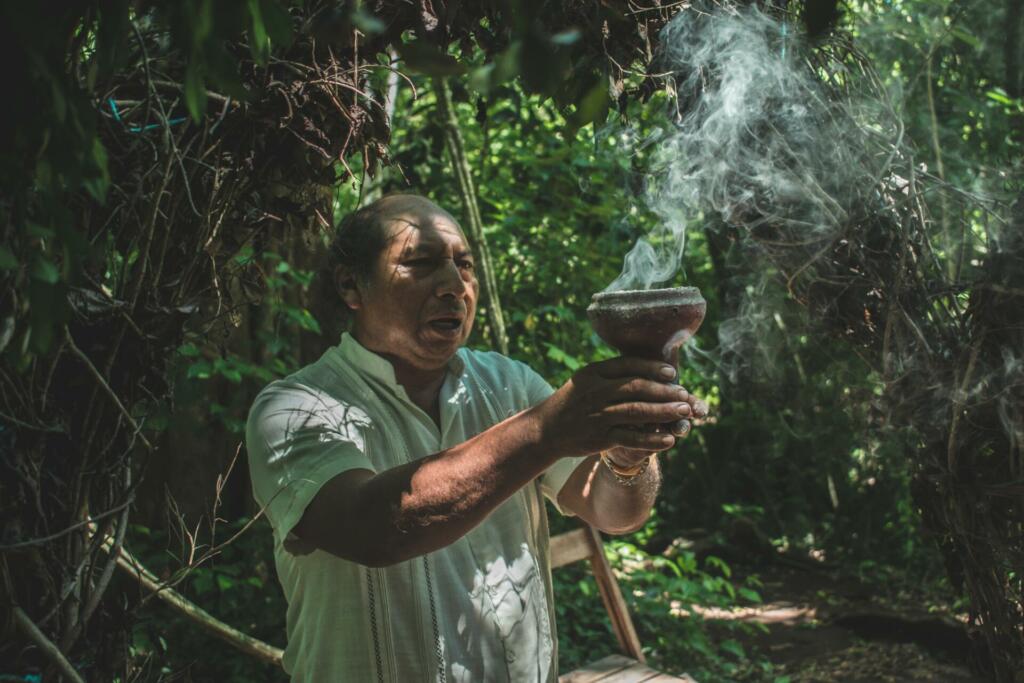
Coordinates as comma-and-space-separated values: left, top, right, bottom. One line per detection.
347, 197, 478, 371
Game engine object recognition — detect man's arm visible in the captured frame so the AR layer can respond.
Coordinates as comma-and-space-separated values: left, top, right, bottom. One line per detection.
291, 357, 691, 566
556, 454, 662, 535
556, 390, 707, 534
293, 405, 559, 567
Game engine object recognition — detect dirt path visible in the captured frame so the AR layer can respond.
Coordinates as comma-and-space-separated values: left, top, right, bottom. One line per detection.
703, 564, 984, 682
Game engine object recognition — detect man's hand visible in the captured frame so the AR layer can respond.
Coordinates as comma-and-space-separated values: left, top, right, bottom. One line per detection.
533, 357, 704, 459
604, 386, 709, 468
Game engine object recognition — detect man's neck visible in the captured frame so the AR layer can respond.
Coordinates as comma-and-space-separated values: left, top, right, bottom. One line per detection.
351, 332, 449, 424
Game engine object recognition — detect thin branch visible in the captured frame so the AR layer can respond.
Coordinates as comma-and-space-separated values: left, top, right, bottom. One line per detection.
99, 533, 283, 667
0, 499, 132, 551
12, 606, 86, 683
63, 326, 153, 451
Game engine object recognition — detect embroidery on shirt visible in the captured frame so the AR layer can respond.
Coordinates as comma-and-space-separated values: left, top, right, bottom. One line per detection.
422, 555, 448, 683
365, 567, 386, 683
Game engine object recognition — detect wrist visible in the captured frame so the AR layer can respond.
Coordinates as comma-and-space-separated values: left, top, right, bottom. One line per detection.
600, 451, 654, 485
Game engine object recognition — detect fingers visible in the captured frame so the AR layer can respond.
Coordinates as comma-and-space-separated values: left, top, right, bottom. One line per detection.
606, 378, 690, 404
688, 397, 709, 419
604, 400, 694, 425
668, 418, 691, 437
607, 427, 676, 452
589, 356, 677, 382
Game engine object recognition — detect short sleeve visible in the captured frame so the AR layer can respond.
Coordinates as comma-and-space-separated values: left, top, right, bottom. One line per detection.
245, 380, 375, 555
516, 362, 586, 517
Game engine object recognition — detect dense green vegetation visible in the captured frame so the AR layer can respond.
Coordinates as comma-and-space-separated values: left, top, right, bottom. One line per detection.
1, 1, 1021, 681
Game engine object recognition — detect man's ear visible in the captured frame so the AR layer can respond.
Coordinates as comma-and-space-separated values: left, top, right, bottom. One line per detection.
334, 265, 362, 310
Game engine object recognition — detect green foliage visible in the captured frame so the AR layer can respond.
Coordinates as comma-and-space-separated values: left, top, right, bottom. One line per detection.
175, 249, 319, 433
551, 511, 768, 679
127, 519, 286, 681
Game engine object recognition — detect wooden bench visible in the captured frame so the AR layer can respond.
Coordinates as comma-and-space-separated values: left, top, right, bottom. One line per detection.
550, 525, 697, 683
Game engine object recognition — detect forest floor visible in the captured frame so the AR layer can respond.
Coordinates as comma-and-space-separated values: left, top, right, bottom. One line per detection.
704, 562, 984, 682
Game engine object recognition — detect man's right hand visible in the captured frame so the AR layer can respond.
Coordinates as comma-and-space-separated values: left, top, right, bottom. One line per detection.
532, 357, 696, 459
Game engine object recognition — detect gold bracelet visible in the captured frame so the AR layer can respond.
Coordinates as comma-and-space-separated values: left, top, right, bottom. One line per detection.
600, 452, 652, 486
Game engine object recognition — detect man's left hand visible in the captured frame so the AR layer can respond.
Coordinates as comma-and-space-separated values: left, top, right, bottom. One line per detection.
605, 388, 708, 468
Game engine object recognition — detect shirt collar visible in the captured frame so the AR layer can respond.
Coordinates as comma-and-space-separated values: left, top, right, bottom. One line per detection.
332, 333, 465, 391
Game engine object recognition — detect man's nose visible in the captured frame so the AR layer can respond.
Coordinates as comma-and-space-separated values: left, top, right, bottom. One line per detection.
436, 259, 469, 298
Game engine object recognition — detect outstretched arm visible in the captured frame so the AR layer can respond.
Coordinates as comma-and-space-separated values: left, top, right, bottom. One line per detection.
290, 358, 690, 566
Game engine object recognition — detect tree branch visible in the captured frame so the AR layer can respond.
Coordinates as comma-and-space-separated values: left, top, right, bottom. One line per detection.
12, 606, 86, 683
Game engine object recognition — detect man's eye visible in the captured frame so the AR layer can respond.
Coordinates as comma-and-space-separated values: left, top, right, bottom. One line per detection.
459, 260, 475, 270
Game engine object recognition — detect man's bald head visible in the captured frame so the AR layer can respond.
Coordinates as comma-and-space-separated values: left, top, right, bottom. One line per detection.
327, 194, 455, 283
318, 194, 465, 333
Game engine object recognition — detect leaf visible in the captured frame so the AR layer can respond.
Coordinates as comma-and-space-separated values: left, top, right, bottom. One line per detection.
566, 82, 609, 137
26, 223, 55, 238
739, 586, 762, 603
550, 29, 581, 46
31, 256, 60, 284
260, 0, 294, 46
950, 27, 981, 49
247, 0, 271, 63
986, 89, 1013, 106
352, 7, 385, 35
0, 247, 18, 270
398, 42, 467, 77
184, 64, 208, 122
83, 138, 110, 203
720, 639, 745, 659
220, 366, 243, 383
178, 342, 201, 357
545, 343, 582, 371
187, 361, 212, 379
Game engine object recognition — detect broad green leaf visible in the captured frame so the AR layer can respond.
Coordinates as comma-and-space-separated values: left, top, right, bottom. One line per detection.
247, 0, 271, 63
184, 65, 208, 122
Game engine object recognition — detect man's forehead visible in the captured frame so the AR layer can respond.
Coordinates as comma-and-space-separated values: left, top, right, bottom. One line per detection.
383, 213, 469, 253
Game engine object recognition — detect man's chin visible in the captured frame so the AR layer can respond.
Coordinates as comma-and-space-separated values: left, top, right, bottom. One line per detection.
418, 326, 471, 358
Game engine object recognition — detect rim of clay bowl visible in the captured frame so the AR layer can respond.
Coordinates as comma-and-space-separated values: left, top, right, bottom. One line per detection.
588, 286, 704, 312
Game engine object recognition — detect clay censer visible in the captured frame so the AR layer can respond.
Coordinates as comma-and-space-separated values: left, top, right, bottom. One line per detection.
587, 286, 706, 432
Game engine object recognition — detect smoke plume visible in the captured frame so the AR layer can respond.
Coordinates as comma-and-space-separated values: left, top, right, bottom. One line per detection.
605, 3, 885, 292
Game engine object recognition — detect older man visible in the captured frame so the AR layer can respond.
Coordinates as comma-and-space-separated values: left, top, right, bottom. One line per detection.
246, 194, 705, 682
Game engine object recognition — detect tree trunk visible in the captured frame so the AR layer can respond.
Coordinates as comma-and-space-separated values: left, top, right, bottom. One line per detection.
433, 78, 510, 356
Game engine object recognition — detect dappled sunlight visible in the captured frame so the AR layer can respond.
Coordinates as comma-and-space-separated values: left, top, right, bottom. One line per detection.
671, 600, 818, 625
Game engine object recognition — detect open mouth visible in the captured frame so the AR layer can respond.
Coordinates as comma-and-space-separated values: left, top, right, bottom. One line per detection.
428, 317, 462, 333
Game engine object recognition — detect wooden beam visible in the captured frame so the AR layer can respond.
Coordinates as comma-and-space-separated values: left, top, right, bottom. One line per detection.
550, 528, 592, 569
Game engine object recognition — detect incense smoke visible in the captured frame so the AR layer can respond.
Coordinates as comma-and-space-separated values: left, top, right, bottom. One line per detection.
605, 4, 883, 292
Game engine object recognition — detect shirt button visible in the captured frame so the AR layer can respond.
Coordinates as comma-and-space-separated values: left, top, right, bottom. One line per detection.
506, 651, 517, 662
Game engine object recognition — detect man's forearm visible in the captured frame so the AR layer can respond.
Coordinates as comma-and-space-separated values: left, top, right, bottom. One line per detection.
339, 406, 561, 566
558, 454, 661, 535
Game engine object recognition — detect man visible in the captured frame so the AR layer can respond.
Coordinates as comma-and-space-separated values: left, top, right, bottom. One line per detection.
246, 194, 706, 682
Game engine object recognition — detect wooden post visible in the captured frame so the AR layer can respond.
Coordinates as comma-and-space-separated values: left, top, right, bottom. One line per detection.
585, 526, 646, 663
